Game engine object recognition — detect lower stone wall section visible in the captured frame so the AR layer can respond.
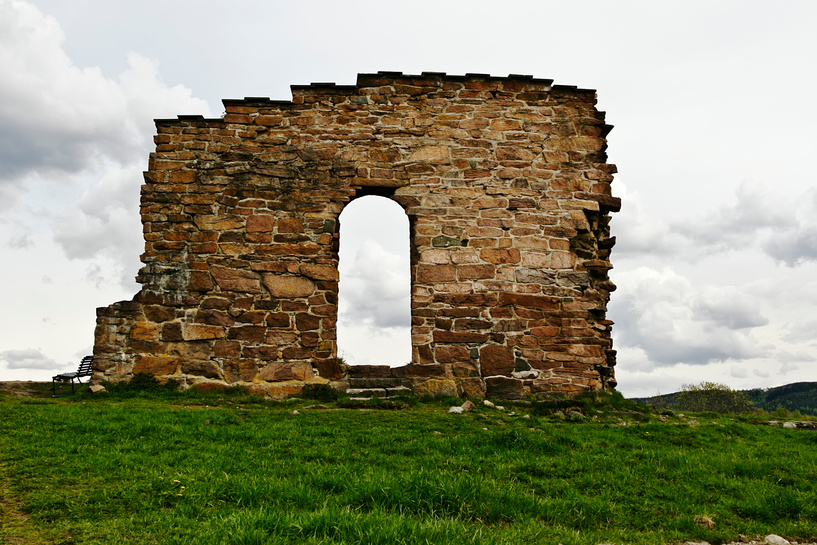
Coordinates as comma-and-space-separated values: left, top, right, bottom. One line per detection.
94, 299, 603, 400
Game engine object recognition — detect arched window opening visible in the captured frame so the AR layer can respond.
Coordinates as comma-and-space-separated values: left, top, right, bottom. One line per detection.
337, 195, 411, 366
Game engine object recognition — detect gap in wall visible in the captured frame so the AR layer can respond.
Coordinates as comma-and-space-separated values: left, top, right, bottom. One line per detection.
337, 195, 412, 366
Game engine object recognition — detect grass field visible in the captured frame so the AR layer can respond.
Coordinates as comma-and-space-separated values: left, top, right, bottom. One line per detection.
1, 384, 815, 545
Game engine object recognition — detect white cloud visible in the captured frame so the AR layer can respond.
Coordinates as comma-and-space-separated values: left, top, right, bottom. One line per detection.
761, 190, 817, 266
52, 164, 143, 288
730, 366, 749, 379
609, 266, 766, 367
338, 239, 411, 329
0, 0, 212, 288
691, 287, 768, 330
615, 183, 817, 269
0, 0, 210, 187
0, 348, 61, 370
336, 196, 412, 365
7, 233, 32, 249
673, 181, 795, 252
609, 183, 688, 258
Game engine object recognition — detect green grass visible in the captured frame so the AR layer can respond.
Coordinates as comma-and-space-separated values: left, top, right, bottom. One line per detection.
1, 386, 816, 544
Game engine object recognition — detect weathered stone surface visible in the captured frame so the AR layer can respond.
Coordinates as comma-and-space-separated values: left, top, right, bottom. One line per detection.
194, 215, 244, 231
133, 355, 177, 376
480, 248, 521, 264
181, 360, 221, 379
435, 345, 470, 364
347, 365, 392, 378
161, 322, 183, 342
395, 364, 447, 378
130, 322, 158, 341
93, 72, 618, 400
188, 271, 214, 292
223, 359, 258, 382
211, 267, 262, 293
408, 145, 450, 163
262, 275, 316, 298
299, 264, 339, 281
458, 378, 485, 399
414, 378, 458, 398
143, 305, 176, 323
417, 264, 457, 283
314, 358, 343, 380
480, 344, 515, 376
246, 215, 275, 232
485, 376, 526, 400
183, 324, 226, 341
259, 361, 314, 381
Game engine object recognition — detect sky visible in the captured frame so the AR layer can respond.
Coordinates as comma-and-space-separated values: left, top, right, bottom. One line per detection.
1, 0, 815, 397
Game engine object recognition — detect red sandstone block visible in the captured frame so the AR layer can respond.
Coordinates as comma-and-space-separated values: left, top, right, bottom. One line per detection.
453, 318, 493, 330
133, 355, 178, 376
546, 352, 576, 362
151, 160, 186, 171
396, 364, 447, 378
214, 340, 241, 358
247, 215, 276, 232
277, 218, 304, 233
295, 313, 321, 331
223, 359, 259, 383
255, 115, 284, 126
347, 365, 393, 379
143, 305, 175, 323
195, 309, 234, 327
568, 344, 604, 357
451, 362, 479, 378
311, 358, 341, 380
417, 264, 456, 283
498, 292, 560, 310
479, 344, 514, 376
211, 267, 262, 294
235, 311, 265, 325
480, 248, 520, 264
459, 118, 489, 130
438, 308, 481, 318
265, 313, 290, 328
531, 326, 560, 337
433, 330, 489, 343
228, 326, 266, 343
458, 264, 495, 280
435, 345, 471, 364
485, 376, 526, 399
434, 293, 498, 307
280, 347, 311, 360
496, 147, 538, 162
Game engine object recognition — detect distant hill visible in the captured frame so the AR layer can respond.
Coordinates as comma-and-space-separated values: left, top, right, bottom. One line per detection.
631, 381, 817, 416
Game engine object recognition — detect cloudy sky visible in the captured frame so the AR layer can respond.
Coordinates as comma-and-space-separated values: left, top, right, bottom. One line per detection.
1, 0, 815, 397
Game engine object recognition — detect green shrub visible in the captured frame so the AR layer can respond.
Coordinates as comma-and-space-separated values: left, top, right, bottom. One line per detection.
676, 381, 756, 414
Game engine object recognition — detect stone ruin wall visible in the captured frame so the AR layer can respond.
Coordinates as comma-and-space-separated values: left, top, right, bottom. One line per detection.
92, 72, 620, 400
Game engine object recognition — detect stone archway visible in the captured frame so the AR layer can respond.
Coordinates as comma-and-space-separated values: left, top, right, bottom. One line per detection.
92, 72, 620, 399
336, 194, 412, 366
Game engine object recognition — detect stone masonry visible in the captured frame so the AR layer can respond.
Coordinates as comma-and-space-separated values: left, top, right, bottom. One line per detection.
92, 72, 620, 400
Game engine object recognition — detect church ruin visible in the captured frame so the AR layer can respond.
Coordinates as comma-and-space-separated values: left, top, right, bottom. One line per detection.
92, 72, 620, 399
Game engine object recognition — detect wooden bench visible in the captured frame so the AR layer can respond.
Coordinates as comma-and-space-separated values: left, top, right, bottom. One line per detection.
52, 355, 94, 396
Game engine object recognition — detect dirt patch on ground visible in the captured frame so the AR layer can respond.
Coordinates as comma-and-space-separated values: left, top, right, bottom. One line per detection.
0, 381, 53, 398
